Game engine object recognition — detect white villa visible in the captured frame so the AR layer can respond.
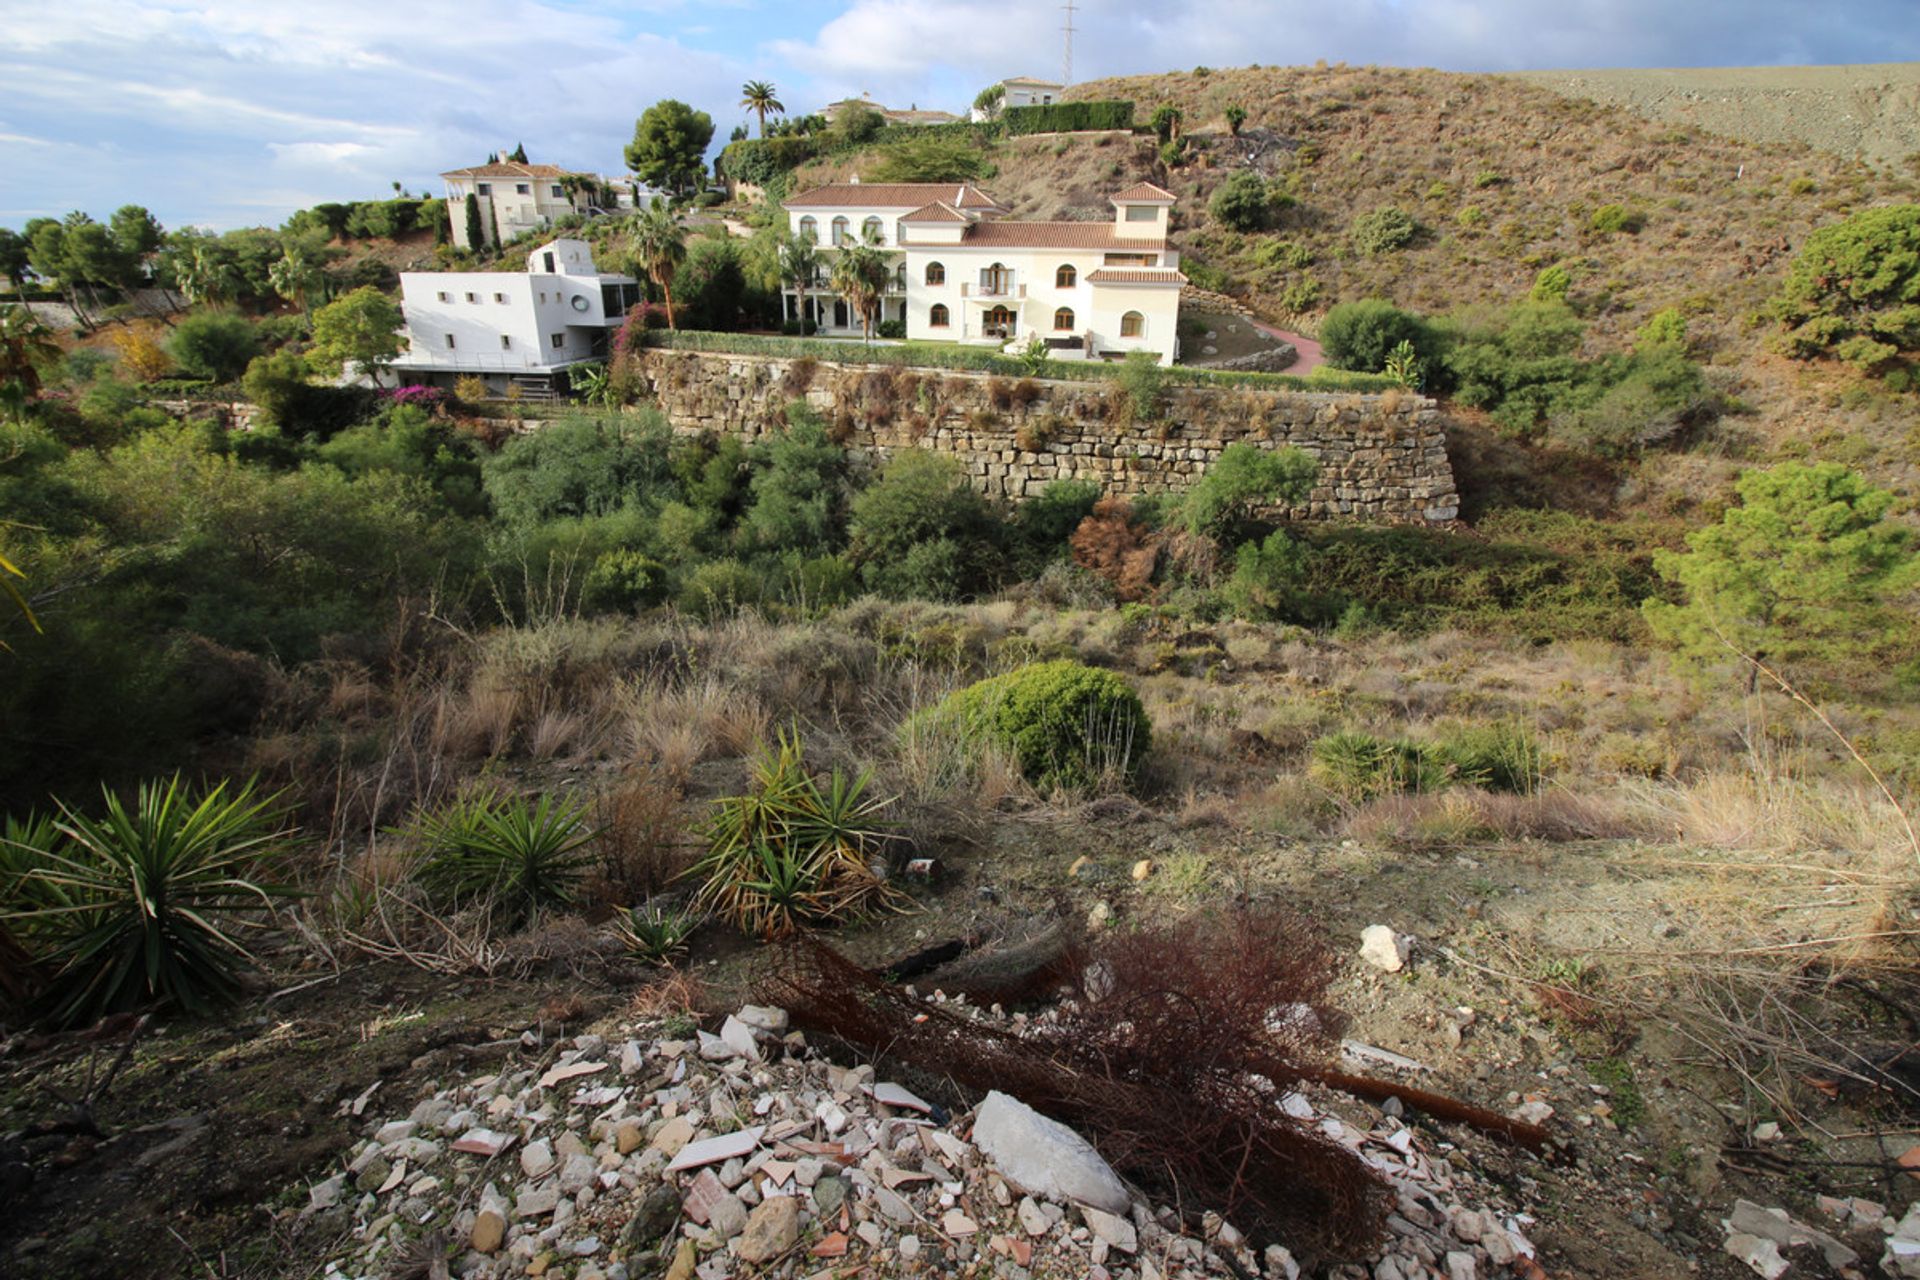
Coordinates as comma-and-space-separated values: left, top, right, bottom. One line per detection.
442, 161, 612, 250
391, 238, 641, 394
972, 76, 1066, 120
782, 180, 1186, 365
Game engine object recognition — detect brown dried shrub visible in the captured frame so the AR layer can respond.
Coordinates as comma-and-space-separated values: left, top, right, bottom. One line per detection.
986, 376, 1015, 411
1070, 497, 1160, 601
828, 411, 857, 445
1010, 377, 1043, 407
782, 356, 818, 395
764, 908, 1389, 1257
587, 766, 692, 907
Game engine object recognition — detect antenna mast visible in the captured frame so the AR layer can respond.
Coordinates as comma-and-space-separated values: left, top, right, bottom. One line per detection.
1061, 0, 1078, 86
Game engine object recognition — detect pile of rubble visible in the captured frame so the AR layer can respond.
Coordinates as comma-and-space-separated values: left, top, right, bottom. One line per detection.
305, 1001, 1547, 1280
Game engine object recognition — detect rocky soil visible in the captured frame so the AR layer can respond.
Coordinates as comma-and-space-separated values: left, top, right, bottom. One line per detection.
1509, 63, 1920, 170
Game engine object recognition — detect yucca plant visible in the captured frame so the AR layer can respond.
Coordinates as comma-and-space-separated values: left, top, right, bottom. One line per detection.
610, 899, 701, 965
689, 729, 905, 937
0, 777, 295, 1027
403, 788, 597, 922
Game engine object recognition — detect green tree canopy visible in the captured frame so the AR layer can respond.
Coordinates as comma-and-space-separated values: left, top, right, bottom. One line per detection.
1644, 461, 1919, 681
308, 286, 404, 384
1772, 204, 1920, 370
872, 134, 988, 183
744, 403, 845, 555
625, 99, 716, 195
1181, 443, 1319, 541
166, 311, 260, 382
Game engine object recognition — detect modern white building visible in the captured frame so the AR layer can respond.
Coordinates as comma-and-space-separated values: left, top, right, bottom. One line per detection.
442, 161, 619, 251
782, 180, 1185, 365
391, 238, 641, 394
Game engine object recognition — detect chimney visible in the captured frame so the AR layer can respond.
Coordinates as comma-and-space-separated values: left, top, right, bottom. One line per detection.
851, 175, 861, 184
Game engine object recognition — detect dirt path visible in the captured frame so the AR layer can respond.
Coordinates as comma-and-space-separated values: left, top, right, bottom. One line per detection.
1252, 319, 1325, 373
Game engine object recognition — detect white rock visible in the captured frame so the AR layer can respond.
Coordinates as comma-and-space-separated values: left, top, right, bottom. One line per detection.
970, 1091, 1130, 1215
520, 1138, 555, 1179
720, 1015, 761, 1062
1359, 925, 1410, 973
737, 1005, 789, 1033
1018, 1196, 1049, 1237
1725, 1233, 1789, 1280
1444, 1251, 1477, 1280
1083, 1205, 1138, 1253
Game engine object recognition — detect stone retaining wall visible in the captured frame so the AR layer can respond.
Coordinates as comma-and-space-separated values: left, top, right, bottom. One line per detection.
637, 350, 1458, 522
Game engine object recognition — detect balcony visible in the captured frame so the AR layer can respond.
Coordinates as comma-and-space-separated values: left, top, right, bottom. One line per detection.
391, 349, 597, 373
960, 282, 1026, 300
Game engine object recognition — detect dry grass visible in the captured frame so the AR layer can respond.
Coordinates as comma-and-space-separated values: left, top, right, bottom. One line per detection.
587, 766, 692, 907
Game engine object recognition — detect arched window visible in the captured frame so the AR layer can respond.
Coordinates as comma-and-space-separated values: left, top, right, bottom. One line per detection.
831, 216, 850, 246
1055, 264, 1077, 288
797, 216, 817, 243
862, 216, 884, 244
1120, 310, 1145, 338
929, 303, 950, 328
1053, 307, 1075, 330
924, 261, 946, 286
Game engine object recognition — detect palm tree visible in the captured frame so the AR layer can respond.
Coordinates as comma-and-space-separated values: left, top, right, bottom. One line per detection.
631, 198, 687, 330
780, 231, 821, 335
830, 229, 890, 343
740, 81, 786, 138
268, 249, 322, 321
0, 305, 59, 425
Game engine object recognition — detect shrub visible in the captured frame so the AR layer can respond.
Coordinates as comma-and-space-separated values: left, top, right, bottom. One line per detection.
677, 557, 765, 619
2, 775, 294, 1027
583, 548, 668, 613
1182, 443, 1318, 541
849, 450, 1004, 599
691, 730, 900, 937
876, 318, 906, 340
1772, 204, 1920, 366
1222, 529, 1309, 619
167, 310, 260, 382
1588, 203, 1644, 235
1319, 300, 1443, 376
1254, 239, 1313, 271
1350, 206, 1417, 255
1430, 723, 1543, 794
1210, 172, 1277, 232
1530, 264, 1572, 301
1309, 732, 1444, 803
1116, 350, 1165, 422
1003, 100, 1134, 135
912, 660, 1151, 791
1635, 307, 1689, 351
1224, 105, 1248, 135
109, 324, 173, 381
403, 788, 597, 921
610, 900, 700, 964
872, 134, 988, 183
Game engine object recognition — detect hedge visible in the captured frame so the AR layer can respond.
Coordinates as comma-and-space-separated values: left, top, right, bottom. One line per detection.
1003, 101, 1135, 135
639, 329, 1398, 393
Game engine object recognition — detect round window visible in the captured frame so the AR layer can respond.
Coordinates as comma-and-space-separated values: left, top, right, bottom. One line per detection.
570, 295, 590, 312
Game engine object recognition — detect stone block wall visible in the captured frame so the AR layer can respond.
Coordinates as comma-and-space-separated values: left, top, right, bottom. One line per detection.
637, 350, 1459, 523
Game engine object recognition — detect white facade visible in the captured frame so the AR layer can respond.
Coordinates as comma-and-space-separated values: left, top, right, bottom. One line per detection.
443, 163, 600, 251
783, 181, 1185, 365
782, 183, 1004, 335
392, 238, 640, 389
972, 77, 1065, 121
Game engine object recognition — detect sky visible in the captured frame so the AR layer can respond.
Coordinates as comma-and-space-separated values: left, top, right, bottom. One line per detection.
3, 0, 1917, 232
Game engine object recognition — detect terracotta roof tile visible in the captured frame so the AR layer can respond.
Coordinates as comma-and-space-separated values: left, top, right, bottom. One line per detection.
900, 201, 971, 223
1085, 268, 1189, 285
905, 221, 1165, 250
441, 162, 578, 180
786, 183, 1002, 210
1110, 181, 1177, 203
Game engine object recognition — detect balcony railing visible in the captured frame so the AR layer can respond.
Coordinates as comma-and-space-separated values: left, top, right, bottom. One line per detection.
960, 282, 1025, 299
392, 350, 596, 372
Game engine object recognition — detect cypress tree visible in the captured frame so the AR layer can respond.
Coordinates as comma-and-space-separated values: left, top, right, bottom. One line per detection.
464, 193, 484, 249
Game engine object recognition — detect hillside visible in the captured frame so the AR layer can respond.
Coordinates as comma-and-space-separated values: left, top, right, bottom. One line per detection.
796, 64, 1920, 507
1510, 62, 1920, 171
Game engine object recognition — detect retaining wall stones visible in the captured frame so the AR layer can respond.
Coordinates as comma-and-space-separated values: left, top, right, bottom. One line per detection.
637, 350, 1459, 523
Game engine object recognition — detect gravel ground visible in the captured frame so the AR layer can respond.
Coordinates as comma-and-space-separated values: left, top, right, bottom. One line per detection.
1508, 62, 1920, 169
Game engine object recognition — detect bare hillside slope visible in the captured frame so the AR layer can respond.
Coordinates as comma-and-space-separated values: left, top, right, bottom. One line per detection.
1510, 62, 1920, 170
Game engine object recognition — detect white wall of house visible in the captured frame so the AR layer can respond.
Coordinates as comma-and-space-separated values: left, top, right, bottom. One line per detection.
784, 202, 920, 334
903, 246, 1179, 362
445, 172, 584, 251
395, 239, 637, 376
1002, 79, 1064, 109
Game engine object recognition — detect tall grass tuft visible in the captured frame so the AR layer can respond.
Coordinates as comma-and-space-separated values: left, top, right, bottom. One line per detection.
1, 776, 295, 1027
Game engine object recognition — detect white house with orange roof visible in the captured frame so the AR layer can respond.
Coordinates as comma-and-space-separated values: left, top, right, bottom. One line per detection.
783, 179, 1185, 364
442, 160, 614, 250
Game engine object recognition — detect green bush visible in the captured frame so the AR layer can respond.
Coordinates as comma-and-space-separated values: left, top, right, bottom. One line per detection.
873, 134, 988, 183
1221, 529, 1309, 620
1002, 100, 1133, 134
482, 412, 677, 526
403, 788, 597, 921
1530, 264, 1572, 301
1210, 172, 1278, 232
1431, 723, 1543, 793
584, 548, 668, 612
1350, 206, 1417, 255
849, 450, 1004, 599
2, 775, 294, 1027
677, 557, 766, 619
1116, 350, 1166, 421
1319, 299, 1444, 376
1588, 203, 1644, 235
1772, 204, 1920, 368
1254, 239, 1313, 271
167, 310, 260, 383
1309, 732, 1444, 802
912, 660, 1151, 791
692, 730, 899, 937
1182, 443, 1318, 541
